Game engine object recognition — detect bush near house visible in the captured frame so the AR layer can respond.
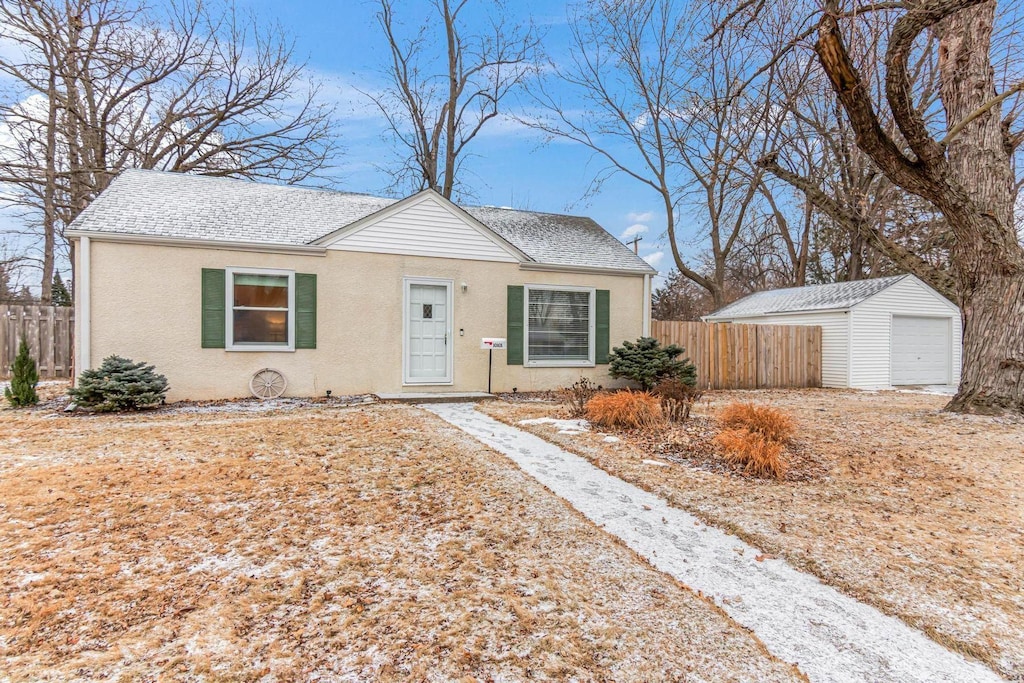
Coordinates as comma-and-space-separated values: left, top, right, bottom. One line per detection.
609, 337, 697, 391
652, 377, 704, 422
5, 339, 39, 407
560, 377, 600, 418
585, 390, 663, 430
69, 355, 169, 411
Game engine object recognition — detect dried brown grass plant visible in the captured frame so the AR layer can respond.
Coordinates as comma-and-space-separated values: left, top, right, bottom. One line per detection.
585, 390, 664, 430
718, 402, 794, 442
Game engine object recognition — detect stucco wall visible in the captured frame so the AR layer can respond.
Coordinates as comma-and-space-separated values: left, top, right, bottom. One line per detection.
78, 240, 646, 400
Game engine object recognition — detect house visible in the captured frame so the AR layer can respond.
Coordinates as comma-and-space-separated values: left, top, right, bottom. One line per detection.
66, 170, 656, 401
704, 275, 961, 388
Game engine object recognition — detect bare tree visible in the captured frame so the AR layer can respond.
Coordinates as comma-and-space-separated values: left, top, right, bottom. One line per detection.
754, 6, 957, 298
0, 0, 339, 301
727, 0, 1024, 413
528, 0, 796, 308
369, 0, 539, 200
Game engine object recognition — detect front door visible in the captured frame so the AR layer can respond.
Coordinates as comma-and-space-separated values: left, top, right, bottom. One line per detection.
406, 281, 452, 384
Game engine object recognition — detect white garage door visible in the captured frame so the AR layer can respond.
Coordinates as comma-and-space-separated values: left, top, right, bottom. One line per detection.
891, 316, 950, 385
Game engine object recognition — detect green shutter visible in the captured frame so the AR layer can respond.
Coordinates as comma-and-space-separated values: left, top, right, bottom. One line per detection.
295, 273, 317, 349
507, 285, 524, 365
595, 289, 610, 364
201, 268, 226, 349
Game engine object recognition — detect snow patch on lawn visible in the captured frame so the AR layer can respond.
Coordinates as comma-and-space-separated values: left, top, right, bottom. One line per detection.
518, 417, 589, 434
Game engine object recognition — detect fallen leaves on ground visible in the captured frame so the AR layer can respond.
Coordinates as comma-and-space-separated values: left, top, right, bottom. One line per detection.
0, 403, 801, 682
481, 390, 1024, 678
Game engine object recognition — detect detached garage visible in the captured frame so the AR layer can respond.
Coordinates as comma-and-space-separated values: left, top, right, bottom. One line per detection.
705, 275, 961, 389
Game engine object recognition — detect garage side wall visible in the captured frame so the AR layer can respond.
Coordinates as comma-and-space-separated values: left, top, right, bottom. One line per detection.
707, 312, 850, 388
849, 278, 962, 388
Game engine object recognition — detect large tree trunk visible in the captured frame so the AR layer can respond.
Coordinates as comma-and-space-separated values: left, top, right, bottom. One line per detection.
934, 4, 1024, 413
814, 0, 1024, 414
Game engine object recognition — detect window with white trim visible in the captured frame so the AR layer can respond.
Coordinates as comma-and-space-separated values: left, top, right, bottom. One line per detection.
525, 285, 595, 366
227, 268, 295, 350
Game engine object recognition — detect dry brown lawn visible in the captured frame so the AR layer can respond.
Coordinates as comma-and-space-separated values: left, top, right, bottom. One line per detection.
481, 390, 1024, 679
0, 402, 802, 682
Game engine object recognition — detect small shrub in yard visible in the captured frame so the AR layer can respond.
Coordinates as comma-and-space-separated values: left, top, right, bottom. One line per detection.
609, 337, 697, 390
5, 338, 39, 407
560, 377, 600, 418
714, 402, 794, 480
714, 428, 788, 479
585, 390, 663, 429
718, 402, 794, 442
652, 377, 704, 422
69, 355, 169, 412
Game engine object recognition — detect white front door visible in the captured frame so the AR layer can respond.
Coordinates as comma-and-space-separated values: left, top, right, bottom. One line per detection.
405, 281, 452, 384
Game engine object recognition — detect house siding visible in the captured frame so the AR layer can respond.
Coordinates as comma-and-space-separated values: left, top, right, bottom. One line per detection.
849, 277, 961, 388
327, 194, 519, 263
708, 312, 850, 388
80, 241, 643, 401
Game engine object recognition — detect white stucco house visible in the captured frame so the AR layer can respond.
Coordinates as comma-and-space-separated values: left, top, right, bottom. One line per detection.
66, 170, 657, 401
704, 275, 961, 389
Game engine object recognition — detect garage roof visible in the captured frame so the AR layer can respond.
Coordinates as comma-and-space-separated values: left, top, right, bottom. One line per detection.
706, 276, 911, 318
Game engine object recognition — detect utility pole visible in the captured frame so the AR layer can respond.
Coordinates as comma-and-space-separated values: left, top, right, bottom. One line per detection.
626, 235, 642, 254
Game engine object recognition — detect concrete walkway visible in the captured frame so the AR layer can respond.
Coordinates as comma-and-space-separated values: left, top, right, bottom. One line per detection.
423, 403, 1001, 683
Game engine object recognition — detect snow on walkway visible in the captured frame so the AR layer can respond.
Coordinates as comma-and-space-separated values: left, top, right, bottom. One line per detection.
424, 402, 1001, 683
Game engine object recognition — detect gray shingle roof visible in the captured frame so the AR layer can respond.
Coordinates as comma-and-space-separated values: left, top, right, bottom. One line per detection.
70, 170, 655, 273
706, 276, 909, 318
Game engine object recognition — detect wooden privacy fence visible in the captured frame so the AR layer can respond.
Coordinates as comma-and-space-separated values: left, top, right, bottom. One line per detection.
0, 305, 75, 379
650, 320, 821, 390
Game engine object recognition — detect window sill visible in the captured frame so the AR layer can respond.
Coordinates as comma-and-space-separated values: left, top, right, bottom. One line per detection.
525, 360, 596, 368
226, 346, 296, 353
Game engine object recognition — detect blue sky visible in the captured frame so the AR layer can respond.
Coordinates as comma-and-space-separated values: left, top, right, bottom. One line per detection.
0, 0, 676, 288
236, 0, 671, 276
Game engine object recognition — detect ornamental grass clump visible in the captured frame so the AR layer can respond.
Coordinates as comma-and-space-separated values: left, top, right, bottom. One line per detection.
714, 429, 787, 479
5, 338, 39, 407
718, 401, 794, 442
69, 355, 169, 412
713, 402, 793, 480
585, 390, 663, 430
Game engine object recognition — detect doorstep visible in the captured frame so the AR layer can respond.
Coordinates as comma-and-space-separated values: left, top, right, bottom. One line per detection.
375, 391, 495, 404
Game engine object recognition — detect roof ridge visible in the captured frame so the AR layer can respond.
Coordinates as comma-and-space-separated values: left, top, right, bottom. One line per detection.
118, 168, 389, 200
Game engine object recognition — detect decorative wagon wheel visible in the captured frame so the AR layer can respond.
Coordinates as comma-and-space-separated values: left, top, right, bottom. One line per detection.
250, 368, 287, 400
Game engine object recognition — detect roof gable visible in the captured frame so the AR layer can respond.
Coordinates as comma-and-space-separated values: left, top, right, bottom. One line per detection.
316, 190, 526, 263
850, 274, 960, 315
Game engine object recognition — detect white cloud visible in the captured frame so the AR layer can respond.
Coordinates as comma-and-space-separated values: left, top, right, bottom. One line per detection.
642, 251, 664, 268
626, 210, 654, 223
620, 223, 648, 239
